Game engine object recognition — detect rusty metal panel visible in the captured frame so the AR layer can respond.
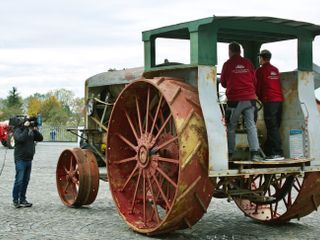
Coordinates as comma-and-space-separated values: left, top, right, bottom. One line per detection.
280, 72, 305, 158
86, 67, 144, 87
198, 65, 228, 174
298, 71, 320, 166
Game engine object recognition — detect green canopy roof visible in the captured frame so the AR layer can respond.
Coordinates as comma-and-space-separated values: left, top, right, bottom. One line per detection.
143, 16, 320, 43
142, 16, 320, 71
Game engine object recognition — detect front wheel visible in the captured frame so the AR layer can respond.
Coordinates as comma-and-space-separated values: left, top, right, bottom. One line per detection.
233, 172, 320, 222
56, 148, 99, 207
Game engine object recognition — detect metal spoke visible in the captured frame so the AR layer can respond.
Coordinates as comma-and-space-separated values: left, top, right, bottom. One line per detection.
69, 157, 74, 172
165, 182, 171, 210
147, 175, 160, 223
64, 181, 71, 193
274, 201, 279, 218
153, 113, 172, 143
287, 188, 292, 206
149, 96, 163, 140
130, 169, 142, 213
252, 175, 260, 182
117, 133, 137, 152
152, 174, 171, 209
269, 203, 274, 219
143, 170, 146, 225
159, 109, 165, 126
125, 111, 139, 141
156, 167, 177, 189
113, 156, 137, 164
295, 177, 302, 190
121, 164, 139, 192
293, 183, 301, 192
153, 156, 179, 164
258, 175, 263, 188
153, 136, 178, 152
282, 197, 289, 209
135, 97, 143, 136
71, 183, 77, 200
148, 113, 160, 132
145, 87, 150, 133
73, 164, 79, 174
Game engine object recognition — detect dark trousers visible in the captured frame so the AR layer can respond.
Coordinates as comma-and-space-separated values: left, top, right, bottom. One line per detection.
263, 102, 283, 156
12, 160, 32, 202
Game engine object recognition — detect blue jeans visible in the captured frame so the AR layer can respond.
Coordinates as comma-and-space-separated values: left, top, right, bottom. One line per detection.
12, 160, 32, 202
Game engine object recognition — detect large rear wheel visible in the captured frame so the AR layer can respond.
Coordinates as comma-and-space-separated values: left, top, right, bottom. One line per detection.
107, 77, 214, 235
234, 172, 320, 222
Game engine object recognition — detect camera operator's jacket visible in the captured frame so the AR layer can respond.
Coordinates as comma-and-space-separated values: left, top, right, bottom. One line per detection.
13, 127, 43, 161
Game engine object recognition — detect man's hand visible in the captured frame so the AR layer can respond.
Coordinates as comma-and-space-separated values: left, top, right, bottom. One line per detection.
24, 121, 30, 127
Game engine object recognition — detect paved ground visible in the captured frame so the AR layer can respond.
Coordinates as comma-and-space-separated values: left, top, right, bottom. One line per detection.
0, 142, 320, 240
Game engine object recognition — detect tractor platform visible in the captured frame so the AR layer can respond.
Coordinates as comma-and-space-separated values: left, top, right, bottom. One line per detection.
232, 158, 311, 165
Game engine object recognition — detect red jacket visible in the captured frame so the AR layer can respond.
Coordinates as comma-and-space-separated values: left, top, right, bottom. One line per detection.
220, 55, 256, 102
255, 62, 284, 102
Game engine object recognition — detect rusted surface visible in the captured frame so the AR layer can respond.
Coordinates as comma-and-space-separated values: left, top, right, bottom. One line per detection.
233, 172, 320, 222
106, 77, 214, 234
232, 158, 311, 165
56, 148, 99, 207
86, 67, 144, 88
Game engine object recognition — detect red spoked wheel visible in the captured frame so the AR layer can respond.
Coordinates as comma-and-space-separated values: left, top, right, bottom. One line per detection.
234, 172, 320, 222
107, 77, 214, 235
56, 148, 99, 207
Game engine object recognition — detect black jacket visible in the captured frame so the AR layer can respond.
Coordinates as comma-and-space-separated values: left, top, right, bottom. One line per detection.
14, 127, 43, 161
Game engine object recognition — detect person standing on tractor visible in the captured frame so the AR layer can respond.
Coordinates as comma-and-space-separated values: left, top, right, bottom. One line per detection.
221, 42, 263, 161
256, 49, 284, 160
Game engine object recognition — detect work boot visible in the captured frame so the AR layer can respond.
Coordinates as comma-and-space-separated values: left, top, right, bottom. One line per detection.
20, 200, 32, 208
250, 151, 264, 162
13, 200, 21, 208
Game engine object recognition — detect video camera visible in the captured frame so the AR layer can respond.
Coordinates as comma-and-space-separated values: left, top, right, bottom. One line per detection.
9, 115, 38, 128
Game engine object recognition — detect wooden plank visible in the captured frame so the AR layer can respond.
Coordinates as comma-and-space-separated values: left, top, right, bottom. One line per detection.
232, 158, 311, 165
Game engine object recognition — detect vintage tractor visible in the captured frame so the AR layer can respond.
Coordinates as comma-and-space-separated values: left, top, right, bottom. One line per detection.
56, 16, 320, 235
0, 120, 15, 149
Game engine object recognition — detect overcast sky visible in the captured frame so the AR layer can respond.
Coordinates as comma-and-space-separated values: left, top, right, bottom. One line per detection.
0, 0, 320, 99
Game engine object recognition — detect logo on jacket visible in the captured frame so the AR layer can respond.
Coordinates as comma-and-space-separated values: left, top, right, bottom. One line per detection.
233, 64, 248, 74
270, 71, 277, 76
236, 65, 245, 69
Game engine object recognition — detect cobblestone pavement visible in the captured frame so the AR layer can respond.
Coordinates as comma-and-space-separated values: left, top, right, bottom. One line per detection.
0, 142, 319, 240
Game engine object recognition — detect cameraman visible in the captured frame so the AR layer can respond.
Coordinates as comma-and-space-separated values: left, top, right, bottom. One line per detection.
12, 118, 43, 208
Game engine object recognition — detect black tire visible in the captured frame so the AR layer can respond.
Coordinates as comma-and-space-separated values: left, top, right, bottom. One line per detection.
8, 132, 15, 149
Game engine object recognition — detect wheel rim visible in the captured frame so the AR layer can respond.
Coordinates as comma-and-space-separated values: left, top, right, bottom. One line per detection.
234, 172, 320, 222
107, 77, 214, 234
56, 148, 99, 207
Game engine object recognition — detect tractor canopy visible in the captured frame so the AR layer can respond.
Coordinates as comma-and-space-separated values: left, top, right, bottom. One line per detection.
142, 16, 320, 71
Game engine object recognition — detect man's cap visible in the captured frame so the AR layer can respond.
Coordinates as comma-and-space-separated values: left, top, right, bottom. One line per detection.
258, 49, 272, 59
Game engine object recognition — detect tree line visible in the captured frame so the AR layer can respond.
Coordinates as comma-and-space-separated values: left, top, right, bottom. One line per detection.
0, 87, 84, 127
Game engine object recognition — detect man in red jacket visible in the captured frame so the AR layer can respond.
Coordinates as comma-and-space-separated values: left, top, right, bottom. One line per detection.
221, 42, 263, 161
256, 49, 284, 160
